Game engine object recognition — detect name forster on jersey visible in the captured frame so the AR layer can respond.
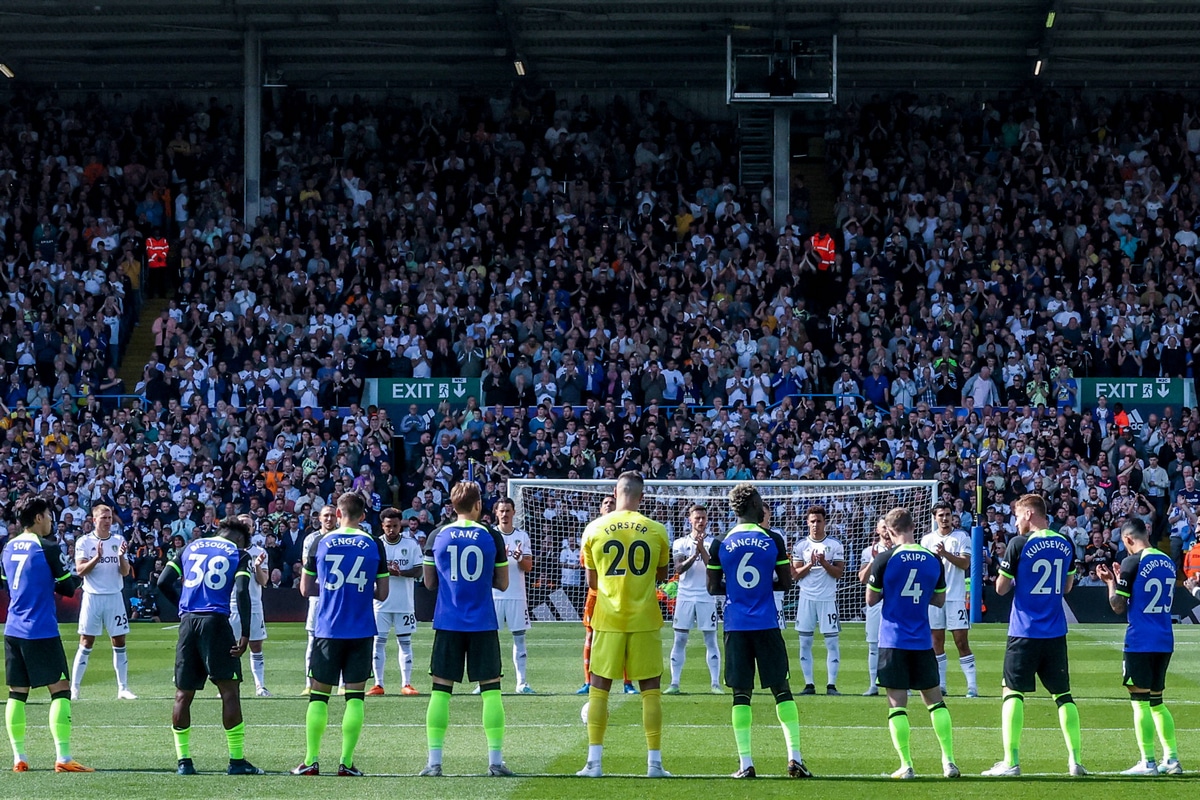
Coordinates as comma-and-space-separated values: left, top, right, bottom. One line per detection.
598, 520, 650, 535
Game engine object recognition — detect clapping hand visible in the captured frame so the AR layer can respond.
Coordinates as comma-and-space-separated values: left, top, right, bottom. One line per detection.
1094, 563, 1114, 584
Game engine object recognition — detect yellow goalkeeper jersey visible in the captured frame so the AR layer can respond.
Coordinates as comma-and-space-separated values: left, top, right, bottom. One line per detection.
581, 510, 670, 632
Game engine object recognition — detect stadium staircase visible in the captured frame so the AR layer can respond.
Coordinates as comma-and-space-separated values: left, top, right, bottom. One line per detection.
737, 108, 774, 197
119, 298, 169, 389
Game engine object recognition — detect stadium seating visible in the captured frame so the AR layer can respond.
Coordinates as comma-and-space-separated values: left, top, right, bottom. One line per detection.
1, 87, 1197, 594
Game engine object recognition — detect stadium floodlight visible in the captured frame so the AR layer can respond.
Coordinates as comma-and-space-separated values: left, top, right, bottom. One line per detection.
0, 64, 14, 79
513, 59, 527, 77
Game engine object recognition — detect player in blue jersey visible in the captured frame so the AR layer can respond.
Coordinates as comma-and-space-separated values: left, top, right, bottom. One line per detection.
292, 492, 389, 777
984, 493, 1085, 777
420, 482, 512, 777
1, 495, 91, 773
1097, 518, 1182, 776
706, 483, 811, 780
158, 516, 263, 776
865, 507, 957, 780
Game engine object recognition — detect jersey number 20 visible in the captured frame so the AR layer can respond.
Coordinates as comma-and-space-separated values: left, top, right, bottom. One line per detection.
603, 540, 651, 576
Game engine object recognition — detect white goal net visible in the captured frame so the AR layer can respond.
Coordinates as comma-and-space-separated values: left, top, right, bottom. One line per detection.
506, 479, 938, 625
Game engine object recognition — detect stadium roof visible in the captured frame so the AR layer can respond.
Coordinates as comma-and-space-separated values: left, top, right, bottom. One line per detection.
1, 0, 1198, 91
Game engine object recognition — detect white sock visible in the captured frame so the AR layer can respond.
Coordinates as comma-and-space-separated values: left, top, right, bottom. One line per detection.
825, 635, 840, 686
304, 634, 314, 680
798, 633, 814, 685
703, 630, 721, 685
960, 654, 977, 692
71, 646, 92, 691
648, 749, 662, 766
936, 652, 948, 690
397, 635, 414, 686
867, 642, 879, 687
427, 748, 442, 767
250, 651, 265, 689
669, 630, 688, 686
373, 635, 388, 687
740, 754, 754, 770
512, 632, 529, 686
588, 744, 604, 763
113, 646, 129, 691
489, 748, 503, 767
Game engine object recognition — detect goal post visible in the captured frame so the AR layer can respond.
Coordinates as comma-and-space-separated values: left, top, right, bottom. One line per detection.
506, 479, 939, 626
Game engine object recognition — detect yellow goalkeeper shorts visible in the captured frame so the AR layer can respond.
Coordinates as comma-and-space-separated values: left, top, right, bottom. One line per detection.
589, 630, 663, 682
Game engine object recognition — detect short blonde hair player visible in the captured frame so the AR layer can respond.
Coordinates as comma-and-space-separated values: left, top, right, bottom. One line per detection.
576, 472, 671, 779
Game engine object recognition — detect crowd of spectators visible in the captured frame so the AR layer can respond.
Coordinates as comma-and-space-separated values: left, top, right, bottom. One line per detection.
3, 85, 1200, 601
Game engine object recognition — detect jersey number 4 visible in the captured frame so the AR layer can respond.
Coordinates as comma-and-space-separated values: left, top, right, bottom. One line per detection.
324, 555, 369, 592
603, 540, 651, 576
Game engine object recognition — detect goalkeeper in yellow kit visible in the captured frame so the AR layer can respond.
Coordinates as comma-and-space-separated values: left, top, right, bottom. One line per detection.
576, 471, 671, 778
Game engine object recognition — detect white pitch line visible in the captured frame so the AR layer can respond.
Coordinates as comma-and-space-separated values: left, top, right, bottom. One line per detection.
74, 722, 1200, 733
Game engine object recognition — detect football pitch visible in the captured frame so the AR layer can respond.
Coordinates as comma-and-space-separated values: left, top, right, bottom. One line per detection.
3, 622, 1198, 798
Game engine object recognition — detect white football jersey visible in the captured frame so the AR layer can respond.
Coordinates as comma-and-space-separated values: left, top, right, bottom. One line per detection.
791, 536, 845, 601
375, 535, 423, 614
493, 527, 532, 601
672, 535, 717, 602
245, 544, 266, 613
860, 542, 890, 569
76, 533, 126, 595
920, 529, 969, 601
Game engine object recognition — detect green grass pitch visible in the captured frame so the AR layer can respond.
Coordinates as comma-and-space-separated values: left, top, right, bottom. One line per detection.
3, 622, 1199, 798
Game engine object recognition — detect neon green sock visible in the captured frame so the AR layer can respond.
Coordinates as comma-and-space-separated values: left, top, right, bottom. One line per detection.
6, 698, 26, 761
49, 697, 71, 762
928, 703, 955, 763
888, 708, 912, 769
341, 698, 364, 766
225, 721, 245, 761
305, 695, 329, 766
1131, 700, 1154, 762
426, 689, 450, 751
1055, 697, 1081, 764
775, 699, 802, 760
732, 704, 753, 757
481, 689, 505, 751
641, 688, 662, 752
172, 726, 191, 760
1001, 693, 1024, 766
1151, 703, 1178, 760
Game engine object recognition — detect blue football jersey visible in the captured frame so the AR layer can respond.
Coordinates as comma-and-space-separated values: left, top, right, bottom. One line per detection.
999, 530, 1076, 639
170, 537, 251, 615
305, 528, 388, 639
1115, 548, 1175, 654
711, 524, 789, 631
867, 544, 946, 650
424, 520, 507, 632
1, 532, 74, 639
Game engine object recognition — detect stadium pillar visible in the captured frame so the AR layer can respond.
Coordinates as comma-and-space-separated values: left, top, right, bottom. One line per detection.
243, 29, 262, 227
772, 108, 790, 231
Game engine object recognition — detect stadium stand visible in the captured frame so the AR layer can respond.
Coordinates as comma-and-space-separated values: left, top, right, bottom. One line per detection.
2, 86, 1199, 600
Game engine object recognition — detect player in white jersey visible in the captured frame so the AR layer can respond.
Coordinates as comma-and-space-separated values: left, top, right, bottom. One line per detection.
920, 502, 977, 697
762, 506, 788, 631
301, 505, 339, 694
858, 518, 892, 696
71, 504, 135, 699
231, 514, 271, 696
491, 497, 536, 693
665, 505, 722, 695
790, 505, 845, 695
369, 508, 424, 696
